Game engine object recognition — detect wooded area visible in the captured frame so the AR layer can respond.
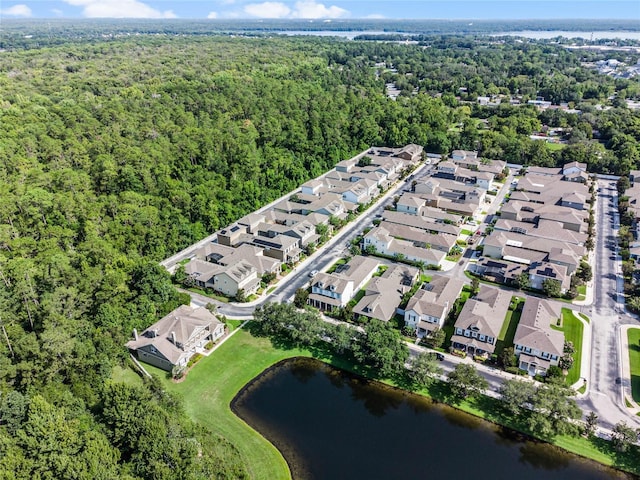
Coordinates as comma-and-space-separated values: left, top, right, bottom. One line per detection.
0, 29, 639, 477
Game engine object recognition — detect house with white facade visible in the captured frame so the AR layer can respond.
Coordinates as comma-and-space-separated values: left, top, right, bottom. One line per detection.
404, 275, 465, 337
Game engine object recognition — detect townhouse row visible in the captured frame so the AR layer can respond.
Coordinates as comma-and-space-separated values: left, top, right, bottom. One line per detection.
182, 144, 424, 299
473, 161, 592, 294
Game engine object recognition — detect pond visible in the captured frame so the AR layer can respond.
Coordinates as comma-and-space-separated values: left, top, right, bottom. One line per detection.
232, 358, 630, 480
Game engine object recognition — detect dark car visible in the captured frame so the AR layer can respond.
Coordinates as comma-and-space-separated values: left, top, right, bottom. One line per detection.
436, 353, 445, 361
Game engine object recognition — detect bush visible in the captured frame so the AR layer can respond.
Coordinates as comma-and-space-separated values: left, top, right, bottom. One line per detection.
187, 353, 203, 368
505, 366, 527, 376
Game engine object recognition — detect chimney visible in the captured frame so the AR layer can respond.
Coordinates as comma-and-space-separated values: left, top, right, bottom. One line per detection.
171, 331, 176, 345
133, 328, 138, 341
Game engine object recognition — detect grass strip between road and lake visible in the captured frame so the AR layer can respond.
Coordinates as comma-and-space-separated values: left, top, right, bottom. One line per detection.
128, 321, 640, 479
553, 309, 584, 386
628, 328, 640, 404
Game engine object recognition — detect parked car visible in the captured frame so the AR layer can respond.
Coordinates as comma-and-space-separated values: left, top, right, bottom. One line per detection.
436, 353, 445, 361
309, 270, 319, 277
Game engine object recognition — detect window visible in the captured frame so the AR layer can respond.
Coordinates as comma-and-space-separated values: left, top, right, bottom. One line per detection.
471, 332, 478, 338
479, 335, 485, 341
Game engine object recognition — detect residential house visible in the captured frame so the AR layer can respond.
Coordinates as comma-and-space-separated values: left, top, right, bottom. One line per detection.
450, 286, 511, 356
529, 262, 571, 293
437, 161, 458, 176
185, 259, 224, 289
396, 193, 426, 215
307, 255, 379, 311
396, 143, 424, 162
253, 234, 301, 264
353, 264, 419, 322
378, 220, 457, 253
404, 275, 465, 337
126, 305, 225, 372
363, 226, 446, 266
482, 230, 583, 274
513, 298, 564, 376
217, 223, 248, 247
213, 260, 260, 297
562, 161, 587, 177
382, 210, 461, 237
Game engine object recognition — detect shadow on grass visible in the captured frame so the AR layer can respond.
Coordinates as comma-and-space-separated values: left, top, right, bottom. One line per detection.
590, 436, 640, 474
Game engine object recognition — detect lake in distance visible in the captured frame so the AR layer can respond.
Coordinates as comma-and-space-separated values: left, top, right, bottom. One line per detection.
232, 358, 633, 480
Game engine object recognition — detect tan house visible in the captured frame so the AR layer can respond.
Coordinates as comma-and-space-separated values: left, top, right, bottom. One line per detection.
451, 286, 511, 356
127, 305, 225, 371
514, 298, 564, 376
213, 260, 260, 297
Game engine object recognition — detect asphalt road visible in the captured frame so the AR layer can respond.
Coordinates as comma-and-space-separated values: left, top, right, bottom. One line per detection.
576, 180, 640, 430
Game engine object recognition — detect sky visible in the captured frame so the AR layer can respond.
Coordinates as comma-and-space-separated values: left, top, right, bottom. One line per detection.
0, 0, 638, 20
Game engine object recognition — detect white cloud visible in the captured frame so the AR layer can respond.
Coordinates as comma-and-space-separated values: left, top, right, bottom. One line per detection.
244, 2, 291, 18
291, 0, 347, 19
0, 4, 32, 17
365, 13, 385, 19
243, 0, 348, 19
63, 0, 177, 18
207, 11, 218, 18
51, 8, 64, 16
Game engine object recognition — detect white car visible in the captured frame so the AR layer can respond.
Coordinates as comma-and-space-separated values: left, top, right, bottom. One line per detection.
309, 270, 319, 277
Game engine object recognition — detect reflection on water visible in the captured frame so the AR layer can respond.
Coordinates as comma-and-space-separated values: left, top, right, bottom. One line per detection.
232, 357, 631, 480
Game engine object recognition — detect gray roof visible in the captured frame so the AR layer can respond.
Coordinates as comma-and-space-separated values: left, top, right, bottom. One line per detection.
406, 274, 465, 318
514, 297, 564, 357
127, 305, 222, 365
454, 285, 511, 339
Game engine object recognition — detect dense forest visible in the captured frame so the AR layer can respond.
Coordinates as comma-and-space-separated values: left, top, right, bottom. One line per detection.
0, 29, 640, 477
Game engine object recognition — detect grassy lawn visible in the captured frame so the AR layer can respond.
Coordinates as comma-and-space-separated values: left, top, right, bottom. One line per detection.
327, 257, 347, 273
545, 142, 566, 151
576, 285, 586, 301
627, 328, 640, 403
183, 286, 230, 303
110, 363, 144, 386
136, 322, 640, 478
494, 296, 524, 358
226, 319, 245, 331
552, 309, 584, 386
460, 228, 473, 236
347, 288, 367, 308
144, 328, 315, 480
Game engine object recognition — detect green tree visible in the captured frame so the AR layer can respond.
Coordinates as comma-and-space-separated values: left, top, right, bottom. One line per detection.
498, 379, 536, 417
471, 277, 480, 296
583, 411, 598, 438
428, 327, 446, 349
527, 378, 582, 438
447, 364, 488, 401
542, 278, 562, 297
617, 175, 630, 195
293, 288, 309, 308
516, 272, 531, 290
611, 421, 639, 452
355, 319, 409, 378
406, 350, 441, 386
500, 346, 517, 369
